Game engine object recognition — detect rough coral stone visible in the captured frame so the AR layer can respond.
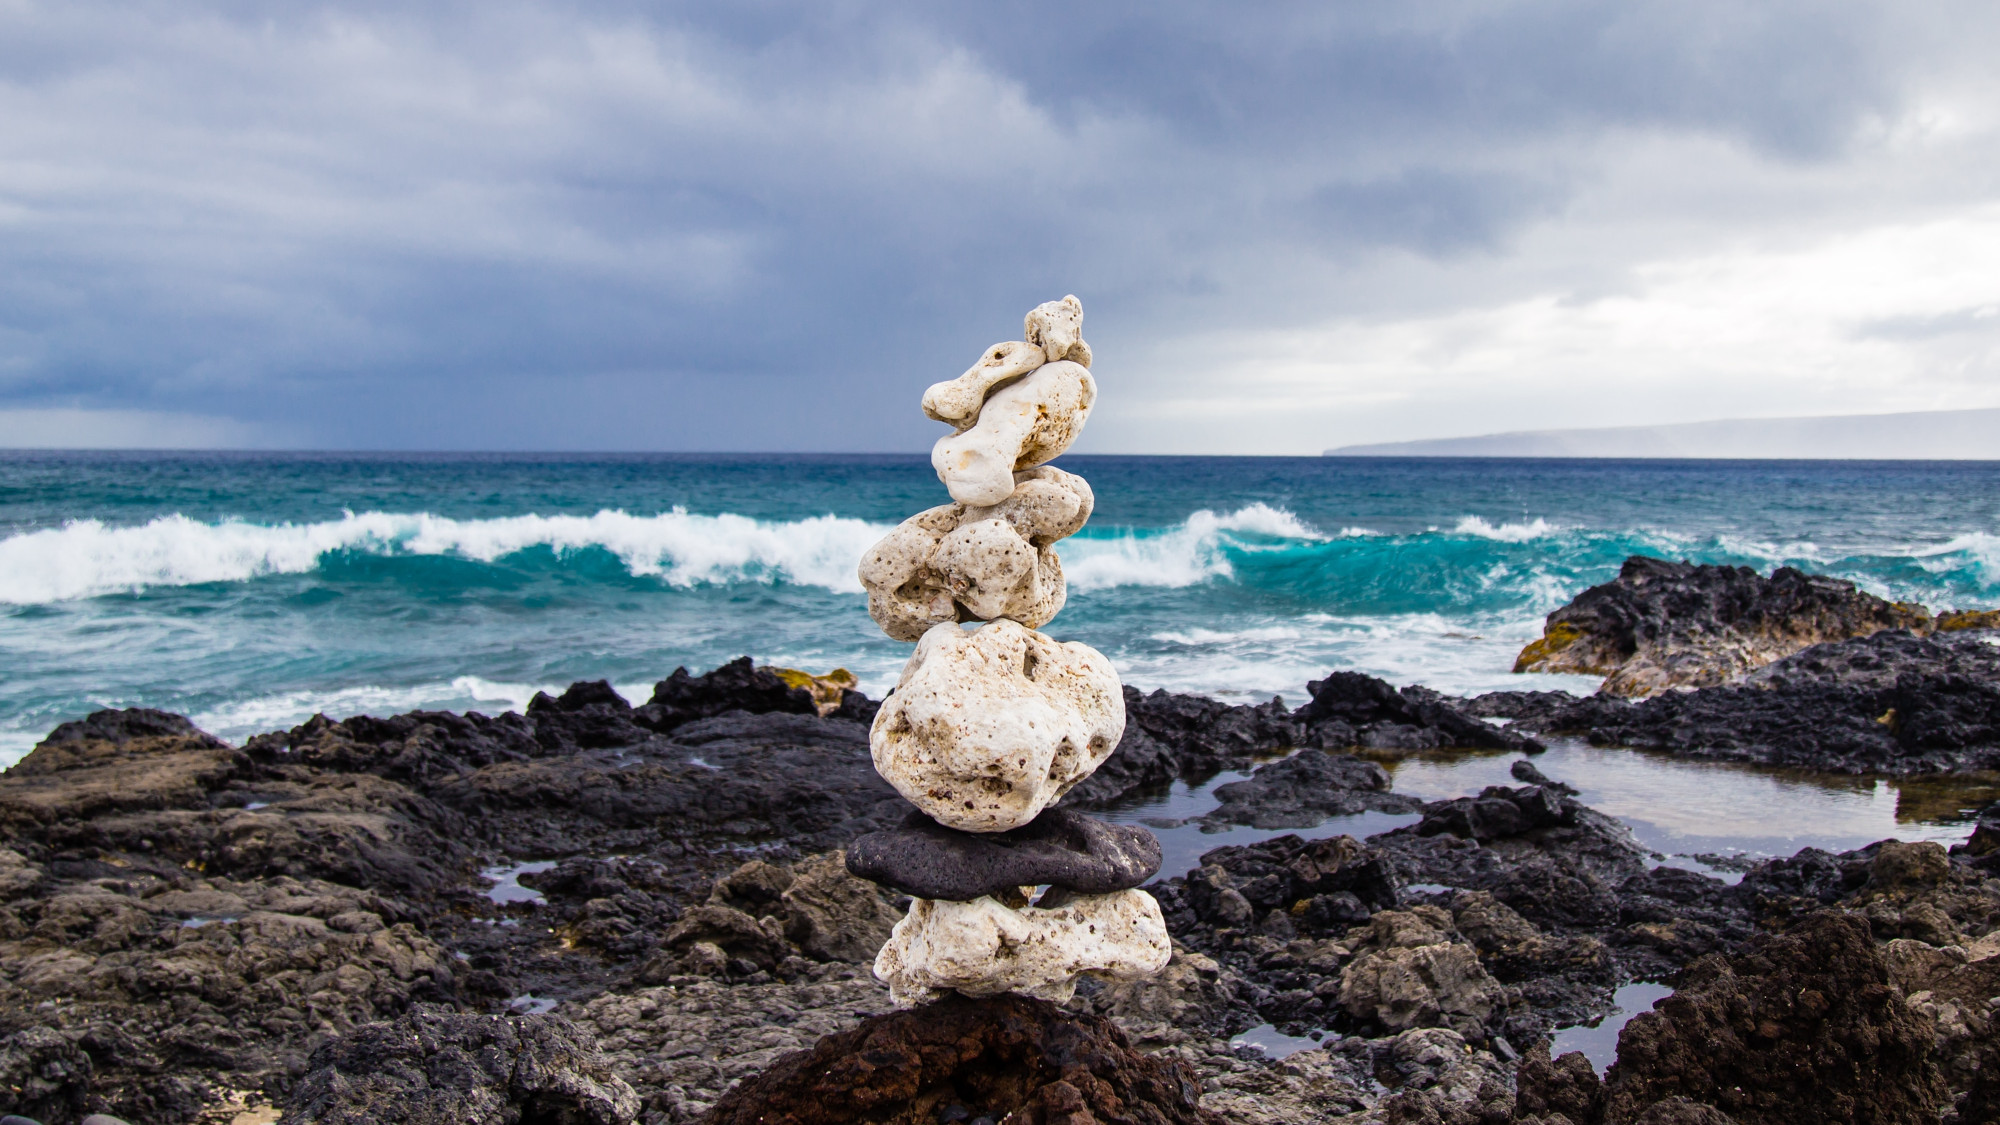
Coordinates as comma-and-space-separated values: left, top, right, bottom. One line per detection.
847, 807, 1161, 901
931, 360, 1095, 507
870, 619, 1123, 832
873, 889, 1170, 1005
858, 466, 1093, 641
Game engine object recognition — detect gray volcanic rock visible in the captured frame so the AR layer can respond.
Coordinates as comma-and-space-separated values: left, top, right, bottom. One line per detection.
1200, 748, 1424, 829
846, 807, 1161, 901
1513, 555, 1932, 697
1500, 629, 2000, 775
285, 1008, 640, 1124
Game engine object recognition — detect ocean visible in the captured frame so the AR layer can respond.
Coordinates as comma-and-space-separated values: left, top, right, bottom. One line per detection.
3, 451, 1997, 769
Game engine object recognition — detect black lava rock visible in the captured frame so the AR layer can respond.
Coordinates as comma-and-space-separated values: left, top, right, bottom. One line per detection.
1294, 673, 1543, 755
1201, 748, 1425, 829
1500, 630, 2000, 775
847, 807, 1161, 901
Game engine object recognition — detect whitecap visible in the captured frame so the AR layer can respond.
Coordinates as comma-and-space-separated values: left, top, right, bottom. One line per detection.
0, 508, 891, 604
1061, 504, 1323, 591
1451, 516, 1564, 541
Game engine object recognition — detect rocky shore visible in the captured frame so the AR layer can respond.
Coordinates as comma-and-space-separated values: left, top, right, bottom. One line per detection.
4, 629, 1999, 1124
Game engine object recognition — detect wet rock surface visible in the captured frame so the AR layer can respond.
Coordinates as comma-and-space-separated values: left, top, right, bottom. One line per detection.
1487, 629, 2000, 774
848, 808, 1162, 901
1068, 675, 1541, 812
9, 663, 2000, 1123
1201, 751, 1424, 830
1512, 555, 1934, 697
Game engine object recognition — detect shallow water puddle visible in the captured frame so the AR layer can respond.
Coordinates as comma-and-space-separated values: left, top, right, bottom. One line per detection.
1098, 770, 1422, 878
1385, 740, 1993, 858
1097, 739, 1995, 880
1229, 1023, 1324, 1059
482, 860, 557, 905
1549, 982, 1674, 1074
508, 993, 560, 1015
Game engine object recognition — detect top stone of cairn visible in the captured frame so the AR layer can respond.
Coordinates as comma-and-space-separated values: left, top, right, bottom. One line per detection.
927, 296, 1097, 507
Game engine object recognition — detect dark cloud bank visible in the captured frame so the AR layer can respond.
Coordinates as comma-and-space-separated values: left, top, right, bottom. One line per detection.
0, 0, 1987, 450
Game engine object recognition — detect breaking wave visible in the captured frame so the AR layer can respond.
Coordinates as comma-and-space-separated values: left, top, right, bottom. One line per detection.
0, 509, 891, 604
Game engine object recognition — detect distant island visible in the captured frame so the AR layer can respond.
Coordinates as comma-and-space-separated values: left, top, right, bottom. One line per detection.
1327, 407, 2000, 459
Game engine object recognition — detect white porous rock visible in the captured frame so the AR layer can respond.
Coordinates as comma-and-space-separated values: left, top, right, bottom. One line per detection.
856, 466, 1094, 640
932, 360, 1095, 506
870, 617, 1123, 831
873, 889, 1170, 1006
923, 340, 1046, 429
1025, 294, 1092, 367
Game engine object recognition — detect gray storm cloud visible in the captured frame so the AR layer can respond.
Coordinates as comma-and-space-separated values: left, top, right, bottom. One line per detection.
0, 0, 1995, 451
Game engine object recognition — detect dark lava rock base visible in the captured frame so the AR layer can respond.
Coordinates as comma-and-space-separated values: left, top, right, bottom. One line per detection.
700, 993, 1214, 1125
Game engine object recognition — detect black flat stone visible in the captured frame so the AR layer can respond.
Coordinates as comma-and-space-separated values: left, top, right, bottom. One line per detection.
847, 807, 1162, 902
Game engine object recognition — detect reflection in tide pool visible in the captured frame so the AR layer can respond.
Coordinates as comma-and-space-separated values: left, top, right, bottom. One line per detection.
1385, 740, 1993, 858
1093, 770, 1420, 879
1550, 982, 1675, 1075
1093, 738, 1996, 881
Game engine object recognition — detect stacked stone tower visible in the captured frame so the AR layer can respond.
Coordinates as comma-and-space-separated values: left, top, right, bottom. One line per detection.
846, 296, 1171, 1005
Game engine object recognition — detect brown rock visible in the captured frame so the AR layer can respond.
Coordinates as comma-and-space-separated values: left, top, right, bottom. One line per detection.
1598, 912, 1946, 1124
698, 993, 1214, 1125
1512, 557, 1932, 697
1870, 841, 1950, 892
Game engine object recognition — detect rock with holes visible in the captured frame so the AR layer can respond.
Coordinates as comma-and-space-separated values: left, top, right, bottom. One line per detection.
873, 889, 1170, 1005
922, 340, 1048, 428
857, 466, 1093, 640
870, 618, 1123, 832
931, 361, 1096, 506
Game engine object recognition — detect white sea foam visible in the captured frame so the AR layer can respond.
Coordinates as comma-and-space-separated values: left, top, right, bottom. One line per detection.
1061, 504, 1324, 590
0, 509, 890, 604
1914, 531, 2000, 581
1452, 516, 1564, 541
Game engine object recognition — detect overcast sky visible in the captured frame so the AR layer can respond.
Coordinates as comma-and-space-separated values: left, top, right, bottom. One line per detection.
2, 1, 1997, 453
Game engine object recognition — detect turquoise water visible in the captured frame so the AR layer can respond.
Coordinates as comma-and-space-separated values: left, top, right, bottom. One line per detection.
2, 452, 1997, 765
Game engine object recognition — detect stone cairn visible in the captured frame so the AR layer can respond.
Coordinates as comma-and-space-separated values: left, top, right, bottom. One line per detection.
845, 295, 1172, 1005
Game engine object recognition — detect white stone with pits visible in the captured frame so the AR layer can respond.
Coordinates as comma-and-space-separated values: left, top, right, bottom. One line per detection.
931, 361, 1095, 506
873, 889, 1170, 1005
856, 466, 1094, 640
869, 617, 1123, 832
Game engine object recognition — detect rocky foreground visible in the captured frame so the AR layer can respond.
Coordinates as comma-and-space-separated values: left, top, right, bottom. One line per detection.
3, 654, 2000, 1124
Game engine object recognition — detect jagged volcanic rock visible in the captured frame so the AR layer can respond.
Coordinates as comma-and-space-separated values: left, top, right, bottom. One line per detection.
1492, 629, 2000, 774
847, 807, 1161, 901
1531, 912, 1951, 1125
1294, 673, 1543, 755
285, 1008, 641, 1124
1513, 555, 1933, 697
697, 992, 1214, 1125
1199, 749, 1425, 829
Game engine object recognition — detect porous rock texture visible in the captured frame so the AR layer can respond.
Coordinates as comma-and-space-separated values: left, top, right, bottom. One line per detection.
848, 807, 1161, 901
285, 1008, 641, 1124
1490, 628, 2000, 774
932, 360, 1097, 506
699, 992, 1211, 1125
858, 466, 1093, 641
16, 659, 2000, 1123
873, 889, 1172, 1004
1025, 294, 1093, 368
924, 340, 1049, 428
0, 666, 903, 1122
1516, 912, 1949, 1125
870, 618, 1124, 832
1513, 555, 1933, 697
